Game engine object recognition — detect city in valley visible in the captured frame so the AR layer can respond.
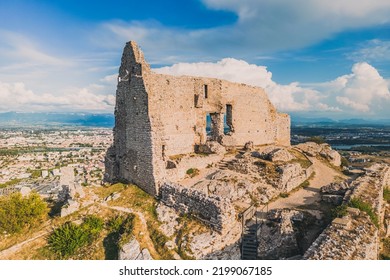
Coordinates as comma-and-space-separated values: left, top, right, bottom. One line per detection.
0, 127, 112, 197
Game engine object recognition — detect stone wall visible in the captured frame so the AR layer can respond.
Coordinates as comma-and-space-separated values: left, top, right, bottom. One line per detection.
159, 182, 237, 233
105, 41, 158, 195
105, 41, 291, 195
303, 164, 390, 260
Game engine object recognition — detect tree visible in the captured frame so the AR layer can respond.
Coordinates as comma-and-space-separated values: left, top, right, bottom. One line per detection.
0, 192, 48, 234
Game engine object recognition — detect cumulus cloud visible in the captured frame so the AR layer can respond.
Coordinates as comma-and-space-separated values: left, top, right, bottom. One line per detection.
321, 62, 390, 114
0, 77, 116, 113
97, 0, 390, 62
154, 59, 390, 118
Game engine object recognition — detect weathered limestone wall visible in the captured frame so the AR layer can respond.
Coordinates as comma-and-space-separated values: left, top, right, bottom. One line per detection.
303, 208, 378, 260
105, 41, 291, 195
304, 164, 390, 260
105, 41, 158, 195
159, 182, 237, 233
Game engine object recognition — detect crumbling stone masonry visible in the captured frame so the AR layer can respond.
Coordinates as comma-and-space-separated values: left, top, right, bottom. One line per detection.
159, 182, 237, 234
105, 41, 290, 195
304, 164, 390, 260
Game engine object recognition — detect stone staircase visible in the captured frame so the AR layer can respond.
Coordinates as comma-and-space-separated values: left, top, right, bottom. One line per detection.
241, 221, 258, 260
217, 159, 232, 170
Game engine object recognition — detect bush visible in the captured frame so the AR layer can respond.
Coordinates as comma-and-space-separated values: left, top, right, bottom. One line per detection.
81, 215, 104, 238
279, 193, 289, 198
48, 222, 90, 258
186, 168, 199, 178
348, 198, 379, 227
0, 192, 48, 234
117, 215, 135, 247
48, 215, 104, 258
307, 136, 326, 144
340, 157, 349, 167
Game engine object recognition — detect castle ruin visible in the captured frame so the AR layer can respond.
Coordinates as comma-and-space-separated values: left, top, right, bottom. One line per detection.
105, 41, 290, 195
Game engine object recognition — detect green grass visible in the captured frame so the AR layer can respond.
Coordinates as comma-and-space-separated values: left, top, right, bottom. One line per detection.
147, 221, 174, 260
186, 168, 200, 178
47, 215, 104, 259
384, 188, 390, 203
348, 198, 379, 228
0, 178, 22, 189
380, 238, 390, 260
331, 204, 348, 219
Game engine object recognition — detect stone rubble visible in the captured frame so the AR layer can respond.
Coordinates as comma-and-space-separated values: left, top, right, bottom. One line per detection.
118, 238, 153, 260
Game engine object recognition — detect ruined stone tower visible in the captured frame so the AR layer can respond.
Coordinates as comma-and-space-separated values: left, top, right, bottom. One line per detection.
105, 41, 290, 195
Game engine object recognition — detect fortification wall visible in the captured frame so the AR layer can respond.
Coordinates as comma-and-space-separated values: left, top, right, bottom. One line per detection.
160, 182, 237, 233
304, 164, 390, 260
105, 42, 158, 195
105, 41, 291, 195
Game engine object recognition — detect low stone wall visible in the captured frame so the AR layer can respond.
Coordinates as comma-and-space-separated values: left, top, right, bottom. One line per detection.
159, 182, 237, 233
304, 164, 390, 260
303, 208, 378, 260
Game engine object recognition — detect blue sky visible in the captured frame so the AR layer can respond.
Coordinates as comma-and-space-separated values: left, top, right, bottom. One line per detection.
0, 0, 389, 119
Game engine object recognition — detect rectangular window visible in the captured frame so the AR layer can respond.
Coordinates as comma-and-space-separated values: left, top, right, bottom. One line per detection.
204, 84, 208, 99
225, 104, 233, 134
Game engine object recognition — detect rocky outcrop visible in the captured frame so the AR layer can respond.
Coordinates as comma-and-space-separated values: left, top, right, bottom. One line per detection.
296, 142, 341, 166
304, 164, 390, 260
60, 199, 80, 217
276, 163, 311, 193
156, 203, 179, 237
190, 224, 241, 259
260, 147, 293, 162
118, 238, 153, 260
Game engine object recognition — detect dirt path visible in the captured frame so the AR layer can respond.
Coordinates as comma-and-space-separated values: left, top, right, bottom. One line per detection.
266, 157, 342, 217
0, 228, 50, 259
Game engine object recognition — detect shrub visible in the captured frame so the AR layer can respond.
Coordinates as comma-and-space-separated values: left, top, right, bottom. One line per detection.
186, 168, 199, 178
0, 192, 48, 234
48, 215, 104, 259
280, 193, 289, 198
117, 214, 135, 247
340, 157, 349, 167
48, 222, 90, 258
307, 136, 326, 144
348, 198, 379, 227
81, 215, 104, 239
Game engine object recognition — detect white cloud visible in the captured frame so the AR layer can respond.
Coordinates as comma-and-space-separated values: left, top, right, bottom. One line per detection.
348, 40, 390, 62
154, 60, 390, 118
0, 78, 115, 113
0, 30, 70, 67
322, 62, 390, 114
96, 0, 390, 62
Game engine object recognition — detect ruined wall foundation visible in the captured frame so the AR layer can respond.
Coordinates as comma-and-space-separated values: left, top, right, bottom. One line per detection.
105, 41, 291, 196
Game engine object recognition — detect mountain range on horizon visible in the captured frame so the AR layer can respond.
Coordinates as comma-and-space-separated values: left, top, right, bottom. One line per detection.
0, 111, 388, 128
